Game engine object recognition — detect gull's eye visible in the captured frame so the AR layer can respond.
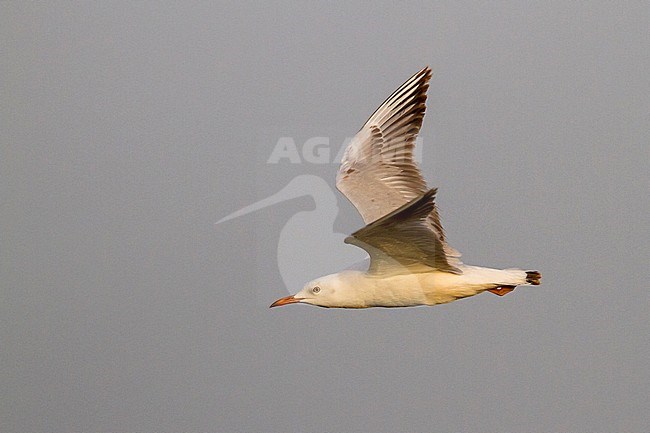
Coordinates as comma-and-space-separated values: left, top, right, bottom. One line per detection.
312, 286, 321, 294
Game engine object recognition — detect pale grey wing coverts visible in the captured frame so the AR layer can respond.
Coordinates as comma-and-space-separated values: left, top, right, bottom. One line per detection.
345, 189, 460, 274
336, 67, 461, 273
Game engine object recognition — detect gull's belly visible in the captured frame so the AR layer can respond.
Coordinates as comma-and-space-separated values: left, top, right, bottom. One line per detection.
420, 271, 489, 305
351, 265, 527, 307
369, 269, 493, 307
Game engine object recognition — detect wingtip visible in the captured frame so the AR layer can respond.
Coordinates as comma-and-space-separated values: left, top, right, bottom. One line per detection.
420, 187, 438, 204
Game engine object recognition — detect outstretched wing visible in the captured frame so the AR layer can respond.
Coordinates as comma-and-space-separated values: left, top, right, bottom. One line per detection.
337, 66, 460, 267
345, 189, 461, 275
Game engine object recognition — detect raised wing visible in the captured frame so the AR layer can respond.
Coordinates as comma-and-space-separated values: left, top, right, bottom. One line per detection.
337, 66, 460, 268
337, 67, 430, 223
345, 189, 460, 274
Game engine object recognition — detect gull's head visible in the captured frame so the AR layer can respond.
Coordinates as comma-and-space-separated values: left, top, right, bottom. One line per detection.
270, 273, 355, 308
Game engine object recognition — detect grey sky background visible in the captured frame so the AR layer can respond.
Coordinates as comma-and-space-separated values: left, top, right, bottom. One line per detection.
2, 2, 649, 432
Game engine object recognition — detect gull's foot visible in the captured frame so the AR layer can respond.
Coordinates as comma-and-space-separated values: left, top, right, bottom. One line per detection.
487, 286, 516, 296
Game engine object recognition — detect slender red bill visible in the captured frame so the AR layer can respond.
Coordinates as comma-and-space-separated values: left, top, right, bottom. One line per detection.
269, 295, 303, 308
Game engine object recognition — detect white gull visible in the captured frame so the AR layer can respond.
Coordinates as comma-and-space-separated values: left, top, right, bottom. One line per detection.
271, 67, 541, 309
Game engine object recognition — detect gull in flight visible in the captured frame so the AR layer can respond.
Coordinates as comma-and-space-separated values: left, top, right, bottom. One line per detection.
270, 67, 541, 309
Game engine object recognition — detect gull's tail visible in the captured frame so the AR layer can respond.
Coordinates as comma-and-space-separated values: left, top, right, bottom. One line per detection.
487, 269, 542, 296
525, 270, 542, 285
